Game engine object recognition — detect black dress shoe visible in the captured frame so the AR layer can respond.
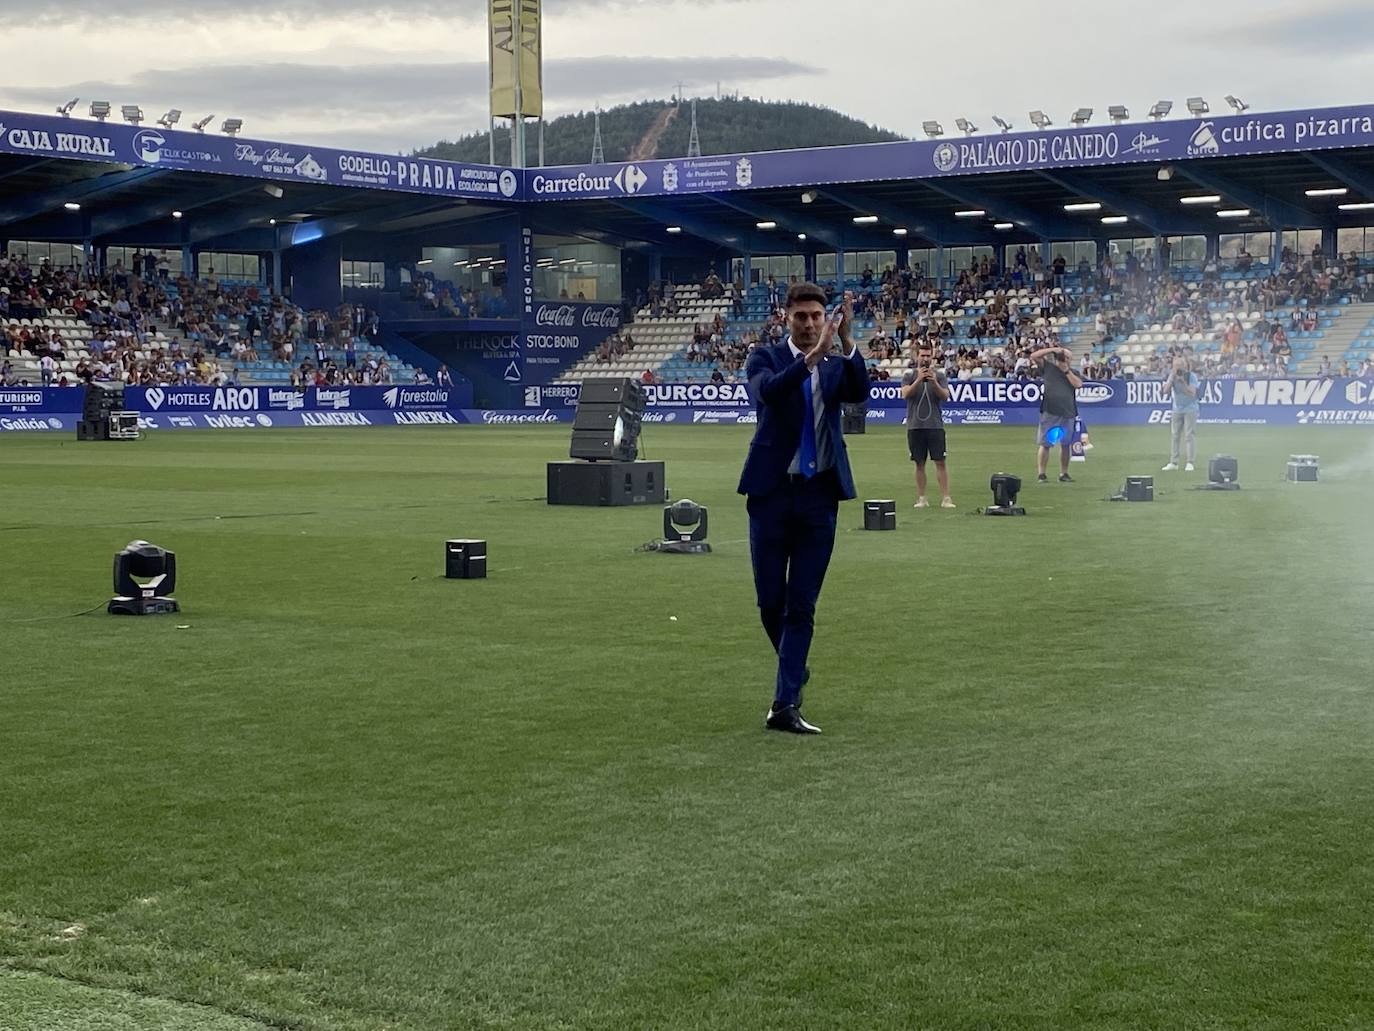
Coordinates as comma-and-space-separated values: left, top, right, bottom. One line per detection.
765, 705, 822, 735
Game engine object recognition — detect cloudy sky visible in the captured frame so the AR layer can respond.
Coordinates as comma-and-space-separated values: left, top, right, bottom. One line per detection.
0, 0, 1369, 156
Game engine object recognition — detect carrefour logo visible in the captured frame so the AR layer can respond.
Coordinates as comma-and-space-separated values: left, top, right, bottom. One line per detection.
133, 128, 165, 164
614, 164, 647, 194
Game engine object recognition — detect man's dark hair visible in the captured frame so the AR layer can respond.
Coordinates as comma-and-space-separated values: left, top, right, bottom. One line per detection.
785, 282, 828, 309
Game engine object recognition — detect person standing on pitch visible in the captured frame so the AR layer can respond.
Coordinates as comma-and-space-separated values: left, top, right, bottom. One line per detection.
1161, 356, 1200, 471
1031, 344, 1082, 483
900, 338, 953, 508
739, 283, 869, 735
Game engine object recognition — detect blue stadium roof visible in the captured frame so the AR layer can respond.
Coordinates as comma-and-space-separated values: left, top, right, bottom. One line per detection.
4, 102, 1374, 254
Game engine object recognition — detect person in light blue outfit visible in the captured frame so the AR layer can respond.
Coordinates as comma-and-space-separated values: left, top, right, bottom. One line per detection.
1162, 357, 1200, 471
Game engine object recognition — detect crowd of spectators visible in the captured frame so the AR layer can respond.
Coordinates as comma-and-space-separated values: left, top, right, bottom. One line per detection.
647, 245, 1374, 385
1, 252, 387, 388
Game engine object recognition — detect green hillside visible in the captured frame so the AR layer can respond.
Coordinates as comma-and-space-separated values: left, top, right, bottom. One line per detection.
419, 96, 904, 166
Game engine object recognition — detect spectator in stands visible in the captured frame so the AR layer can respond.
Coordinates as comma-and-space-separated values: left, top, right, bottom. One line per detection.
641, 368, 656, 384
1318, 355, 1333, 377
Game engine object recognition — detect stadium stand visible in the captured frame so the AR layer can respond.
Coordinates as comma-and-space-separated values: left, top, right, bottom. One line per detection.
1, 253, 419, 388
550, 251, 1374, 387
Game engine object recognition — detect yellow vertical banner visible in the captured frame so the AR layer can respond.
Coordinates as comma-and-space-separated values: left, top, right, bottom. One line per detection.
517, 0, 543, 118
490, 0, 541, 119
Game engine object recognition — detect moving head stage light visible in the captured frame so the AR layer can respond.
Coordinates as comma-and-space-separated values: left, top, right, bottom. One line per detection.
1199, 455, 1241, 491
108, 540, 179, 615
986, 473, 1026, 516
653, 499, 711, 554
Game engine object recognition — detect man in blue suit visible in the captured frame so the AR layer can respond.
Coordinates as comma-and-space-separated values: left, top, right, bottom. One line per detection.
738, 283, 870, 734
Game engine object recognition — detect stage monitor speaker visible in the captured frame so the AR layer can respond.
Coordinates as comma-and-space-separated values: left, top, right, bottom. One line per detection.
547, 460, 665, 506
445, 539, 487, 579
570, 378, 645, 462
842, 402, 867, 435
863, 499, 896, 530
1286, 455, 1318, 482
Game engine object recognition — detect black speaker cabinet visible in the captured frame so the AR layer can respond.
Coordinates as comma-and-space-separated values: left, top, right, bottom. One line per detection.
579, 378, 645, 407
547, 460, 666, 506
1124, 476, 1154, 502
863, 499, 896, 530
445, 539, 487, 579
842, 402, 867, 435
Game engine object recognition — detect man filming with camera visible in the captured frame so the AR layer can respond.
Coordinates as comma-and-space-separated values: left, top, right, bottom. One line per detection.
1030, 343, 1083, 483
900, 339, 953, 508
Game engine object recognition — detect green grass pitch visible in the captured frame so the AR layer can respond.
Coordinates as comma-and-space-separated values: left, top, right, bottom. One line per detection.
2, 424, 1373, 1030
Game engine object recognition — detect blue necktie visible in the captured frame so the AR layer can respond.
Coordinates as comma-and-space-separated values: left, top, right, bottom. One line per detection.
800, 374, 818, 478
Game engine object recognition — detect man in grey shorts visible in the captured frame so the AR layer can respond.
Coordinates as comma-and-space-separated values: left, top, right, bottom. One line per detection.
1030, 344, 1083, 483
1161, 356, 1200, 471
899, 338, 953, 508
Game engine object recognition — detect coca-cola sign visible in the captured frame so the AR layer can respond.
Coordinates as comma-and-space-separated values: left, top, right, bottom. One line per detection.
533, 303, 622, 329
581, 305, 621, 328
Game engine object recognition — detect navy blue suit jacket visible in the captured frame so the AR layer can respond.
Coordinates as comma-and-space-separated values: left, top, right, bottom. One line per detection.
737, 340, 870, 500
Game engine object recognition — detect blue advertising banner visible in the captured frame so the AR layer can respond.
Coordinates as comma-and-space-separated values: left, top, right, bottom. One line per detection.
6, 378, 1374, 429
524, 103, 1374, 200
10, 102, 1374, 208
0, 108, 517, 202
523, 301, 622, 386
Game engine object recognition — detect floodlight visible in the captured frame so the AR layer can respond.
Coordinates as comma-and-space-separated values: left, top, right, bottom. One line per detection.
955, 209, 986, 218
63, 201, 81, 211
221, 118, 244, 135
108, 540, 180, 615
1180, 194, 1222, 205
1070, 107, 1093, 126
658, 499, 711, 554
986, 474, 1026, 516
1187, 97, 1209, 116
262, 184, 284, 199
1063, 201, 1102, 212
923, 121, 944, 138
1157, 165, 1175, 181
1102, 215, 1129, 224
1225, 95, 1249, 114
852, 215, 879, 224
993, 222, 1013, 230
56, 97, 79, 117
1305, 187, 1347, 197
1029, 110, 1052, 129
192, 114, 215, 131
893, 227, 908, 236
956, 117, 978, 136
1339, 202, 1374, 211
172, 210, 183, 219
121, 105, 144, 125
755, 221, 777, 230
1108, 105, 1129, 123
666, 226, 682, 233
1149, 100, 1173, 120
88, 101, 111, 121
993, 115, 1013, 133
1217, 208, 1252, 218
801, 189, 818, 204
157, 109, 182, 128
797, 233, 807, 240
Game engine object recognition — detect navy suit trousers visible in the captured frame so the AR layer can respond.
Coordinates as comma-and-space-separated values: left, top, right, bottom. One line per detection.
747, 470, 839, 708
